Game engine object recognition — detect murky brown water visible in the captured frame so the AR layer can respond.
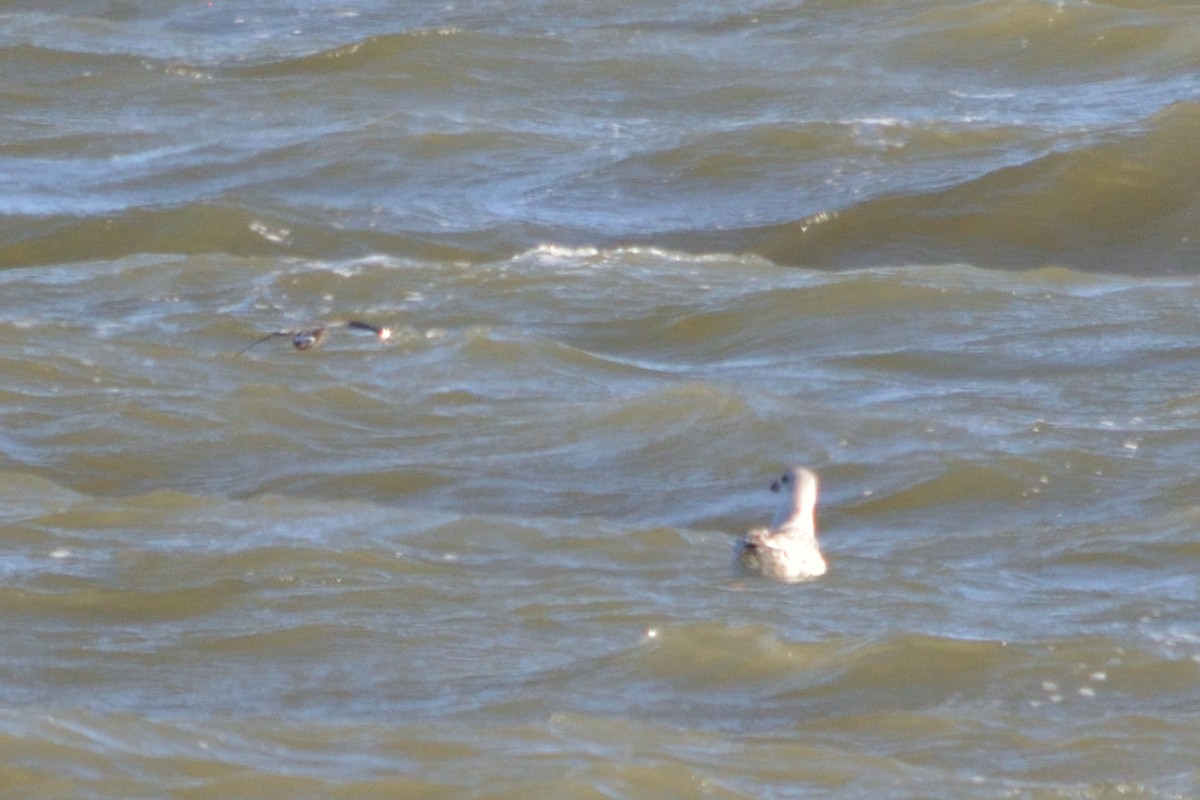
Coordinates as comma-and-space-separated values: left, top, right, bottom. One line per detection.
4, 2, 1200, 797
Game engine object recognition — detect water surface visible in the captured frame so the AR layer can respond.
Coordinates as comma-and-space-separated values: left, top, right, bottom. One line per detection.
2, 2, 1200, 798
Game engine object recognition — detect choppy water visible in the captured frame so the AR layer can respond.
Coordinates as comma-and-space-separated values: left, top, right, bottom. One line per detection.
3, 2, 1200, 798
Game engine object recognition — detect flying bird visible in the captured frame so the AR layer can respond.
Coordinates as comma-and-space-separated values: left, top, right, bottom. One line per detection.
236, 320, 392, 356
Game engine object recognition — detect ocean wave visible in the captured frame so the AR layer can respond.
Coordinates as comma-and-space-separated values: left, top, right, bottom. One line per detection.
0, 204, 499, 270
676, 101, 1200, 273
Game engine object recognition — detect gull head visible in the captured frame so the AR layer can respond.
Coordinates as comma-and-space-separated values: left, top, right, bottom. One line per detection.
770, 466, 817, 503
768, 466, 819, 534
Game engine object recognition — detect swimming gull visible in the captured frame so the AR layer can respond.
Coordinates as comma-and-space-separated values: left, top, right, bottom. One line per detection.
734, 466, 827, 582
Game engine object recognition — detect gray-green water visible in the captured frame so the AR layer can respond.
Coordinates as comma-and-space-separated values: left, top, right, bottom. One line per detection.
3, 2, 1200, 798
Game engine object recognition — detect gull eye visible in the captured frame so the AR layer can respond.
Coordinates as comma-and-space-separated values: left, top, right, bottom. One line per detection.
780, 473, 790, 484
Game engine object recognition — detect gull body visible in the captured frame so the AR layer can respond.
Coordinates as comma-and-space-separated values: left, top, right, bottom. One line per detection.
734, 466, 826, 582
